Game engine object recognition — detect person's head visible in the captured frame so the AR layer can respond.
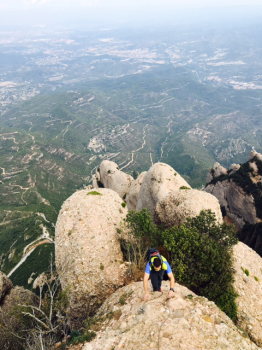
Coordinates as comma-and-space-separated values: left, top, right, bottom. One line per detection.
153, 257, 162, 271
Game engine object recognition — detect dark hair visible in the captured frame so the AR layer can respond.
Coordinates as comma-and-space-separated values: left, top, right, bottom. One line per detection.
153, 258, 161, 268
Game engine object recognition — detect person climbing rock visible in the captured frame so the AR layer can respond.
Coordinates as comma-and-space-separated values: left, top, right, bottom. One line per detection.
143, 249, 175, 301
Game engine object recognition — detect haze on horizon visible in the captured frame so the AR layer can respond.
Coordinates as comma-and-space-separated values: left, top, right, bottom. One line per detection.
0, 0, 262, 29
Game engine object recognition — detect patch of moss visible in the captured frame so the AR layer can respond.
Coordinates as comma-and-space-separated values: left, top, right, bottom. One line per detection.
87, 191, 102, 196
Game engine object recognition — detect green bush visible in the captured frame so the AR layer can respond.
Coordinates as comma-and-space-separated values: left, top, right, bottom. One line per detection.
161, 210, 238, 320
123, 209, 238, 321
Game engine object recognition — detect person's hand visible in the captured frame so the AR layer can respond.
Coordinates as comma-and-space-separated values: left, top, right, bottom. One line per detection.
144, 292, 150, 301
167, 290, 175, 298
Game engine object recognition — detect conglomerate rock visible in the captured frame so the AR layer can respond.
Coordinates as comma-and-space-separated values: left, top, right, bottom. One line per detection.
233, 242, 262, 347
82, 281, 259, 350
126, 171, 146, 210
98, 160, 134, 199
55, 188, 128, 329
155, 189, 222, 227
0, 271, 13, 303
136, 162, 191, 217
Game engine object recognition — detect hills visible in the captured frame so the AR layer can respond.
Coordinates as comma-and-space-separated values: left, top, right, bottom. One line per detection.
1, 21, 262, 285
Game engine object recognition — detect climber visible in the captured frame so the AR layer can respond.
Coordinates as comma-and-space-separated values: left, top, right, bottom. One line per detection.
143, 249, 175, 301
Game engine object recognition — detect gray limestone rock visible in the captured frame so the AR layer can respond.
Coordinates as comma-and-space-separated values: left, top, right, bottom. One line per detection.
126, 172, 146, 210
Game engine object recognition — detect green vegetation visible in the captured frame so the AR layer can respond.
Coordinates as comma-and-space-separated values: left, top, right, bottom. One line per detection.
87, 191, 102, 196
122, 209, 238, 320
254, 276, 259, 282
241, 267, 250, 276
121, 202, 127, 208
180, 186, 191, 190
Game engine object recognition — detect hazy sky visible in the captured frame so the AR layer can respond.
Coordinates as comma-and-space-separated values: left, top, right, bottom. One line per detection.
0, 0, 262, 28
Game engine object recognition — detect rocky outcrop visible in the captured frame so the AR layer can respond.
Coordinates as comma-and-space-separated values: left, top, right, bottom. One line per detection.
55, 188, 128, 329
206, 161, 228, 183
233, 242, 262, 347
206, 179, 257, 229
0, 273, 38, 350
82, 281, 259, 350
136, 163, 191, 217
96, 160, 134, 199
155, 189, 223, 227
126, 171, 146, 210
205, 151, 262, 231
0, 271, 13, 302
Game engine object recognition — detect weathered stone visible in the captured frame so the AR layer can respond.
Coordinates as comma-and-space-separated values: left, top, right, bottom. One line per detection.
98, 160, 133, 199
126, 172, 146, 210
155, 189, 222, 227
0, 286, 39, 350
206, 162, 228, 183
55, 188, 127, 329
0, 271, 13, 303
136, 163, 191, 217
82, 281, 259, 350
233, 242, 262, 347
205, 180, 257, 229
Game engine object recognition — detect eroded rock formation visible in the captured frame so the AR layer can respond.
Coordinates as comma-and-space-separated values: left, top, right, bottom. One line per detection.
155, 189, 223, 227
136, 163, 191, 217
82, 281, 259, 350
55, 188, 128, 329
126, 171, 146, 210
95, 160, 134, 199
233, 242, 262, 347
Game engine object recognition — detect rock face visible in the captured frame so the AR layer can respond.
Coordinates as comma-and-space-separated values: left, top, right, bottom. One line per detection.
126, 171, 146, 210
55, 188, 128, 329
206, 162, 228, 184
83, 281, 259, 350
136, 163, 191, 217
233, 242, 262, 347
206, 180, 257, 229
97, 160, 134, 199
0, 271, 13, 302
155, 189, 223, 227
0, 274, 38, 350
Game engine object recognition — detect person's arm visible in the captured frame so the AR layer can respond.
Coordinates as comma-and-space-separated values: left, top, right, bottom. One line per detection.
143, 272, 150, 300
167, 272, 175, 297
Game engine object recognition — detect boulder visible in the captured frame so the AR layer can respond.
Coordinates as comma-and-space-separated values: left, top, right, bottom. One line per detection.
98, 160, 133, 199
249, 150, 262, 162
0, 271, 13, 303
155, 189, 222, 227
55, 188, 128, 329
206, 161, 228, 183
229, 163, 240, 174
233, 242, 262, 347
82, 281, 259, 350
136, 163, 191, 217
0, 285, 38, 350
126, 172, 146, 210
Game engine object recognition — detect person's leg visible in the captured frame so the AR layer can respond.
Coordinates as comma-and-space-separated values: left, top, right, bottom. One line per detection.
151, 269, 164, 291
158, 269, 164, 291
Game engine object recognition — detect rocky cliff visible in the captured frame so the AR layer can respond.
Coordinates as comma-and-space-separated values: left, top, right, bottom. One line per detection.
205, 150, 262, 255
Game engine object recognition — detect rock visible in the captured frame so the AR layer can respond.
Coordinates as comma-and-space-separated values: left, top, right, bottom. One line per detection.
126, 172, 146, 210
0, 286, 39, 350
233, 242, 262, 347
98, 160, 133, 199
249, 150, 262, 161
55, 188, 128, 329
0, 271, 13, 303
82, 281, 259, 350
229, 163, 241, 174
155, 189, 222, 227
206, 162, 228, 183
136, 163, 191, 217
205, 180, 257, 229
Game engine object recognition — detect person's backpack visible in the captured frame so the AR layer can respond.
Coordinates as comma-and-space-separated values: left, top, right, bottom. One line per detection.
147, 248, 163, 268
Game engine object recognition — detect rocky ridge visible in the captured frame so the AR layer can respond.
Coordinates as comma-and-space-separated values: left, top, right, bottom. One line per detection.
205, 150, 262, 231
82, 282, 259, 350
